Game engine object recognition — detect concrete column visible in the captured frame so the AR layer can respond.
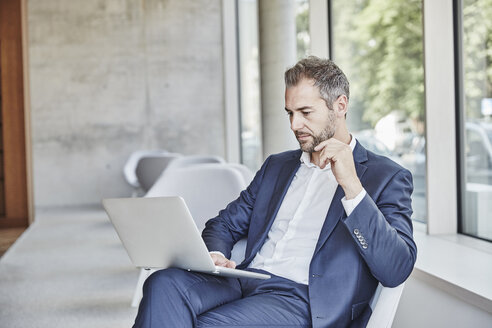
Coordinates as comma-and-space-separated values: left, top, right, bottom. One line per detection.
259, 0, 299, 157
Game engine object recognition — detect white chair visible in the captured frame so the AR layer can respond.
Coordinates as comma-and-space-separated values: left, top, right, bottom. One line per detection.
227, 163, 254, 186
134, 153, 182, 192
132, 163, 247, 307
141, 154, 225, 198
145, 163, 245, 230
366, 283, 405, 328
123, 150, 168, 195
165, 154, 225, 170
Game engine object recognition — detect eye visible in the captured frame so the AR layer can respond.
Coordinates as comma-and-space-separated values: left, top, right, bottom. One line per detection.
302, 111, 311, 116
286, 111, 293, 117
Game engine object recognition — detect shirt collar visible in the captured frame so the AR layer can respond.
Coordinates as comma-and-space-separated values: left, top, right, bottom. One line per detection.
300, 135, 357, 170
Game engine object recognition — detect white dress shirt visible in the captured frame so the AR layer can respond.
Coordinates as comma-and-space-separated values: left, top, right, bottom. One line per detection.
249, 137, 366, 284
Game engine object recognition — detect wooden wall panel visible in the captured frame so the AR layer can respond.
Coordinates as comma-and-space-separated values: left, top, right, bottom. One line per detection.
0, 0, 29, 228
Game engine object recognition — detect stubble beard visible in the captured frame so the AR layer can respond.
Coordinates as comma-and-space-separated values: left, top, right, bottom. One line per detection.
297, 110, 337, 153
298, 126, 336, 153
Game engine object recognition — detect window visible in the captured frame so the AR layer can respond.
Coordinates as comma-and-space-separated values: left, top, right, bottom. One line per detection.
330, 0, 426, 221
237, 0, 262, 171
296, 0, 310, 60
457, 0, 492, 241
238, 0, 309, 171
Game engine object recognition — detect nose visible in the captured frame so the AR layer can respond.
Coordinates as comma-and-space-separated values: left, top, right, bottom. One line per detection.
290, 113, 304, 131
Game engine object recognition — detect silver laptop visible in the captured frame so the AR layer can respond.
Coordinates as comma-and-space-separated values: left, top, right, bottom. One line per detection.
102, 196, 270, 280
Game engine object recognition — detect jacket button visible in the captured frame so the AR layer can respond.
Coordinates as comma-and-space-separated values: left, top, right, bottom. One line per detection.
362, 245, 368, 249
354, 229, 360, 235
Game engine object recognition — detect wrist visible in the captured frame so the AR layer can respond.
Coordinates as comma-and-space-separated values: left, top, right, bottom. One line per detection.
342, 179, 363, 200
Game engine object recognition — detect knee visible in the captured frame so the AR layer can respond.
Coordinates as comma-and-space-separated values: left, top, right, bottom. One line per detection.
143, 268, 185, 292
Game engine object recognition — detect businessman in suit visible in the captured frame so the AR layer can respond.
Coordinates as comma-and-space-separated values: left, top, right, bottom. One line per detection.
133, 56, 417, 327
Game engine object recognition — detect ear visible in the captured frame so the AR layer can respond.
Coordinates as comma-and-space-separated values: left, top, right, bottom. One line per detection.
334, 95, 348, 118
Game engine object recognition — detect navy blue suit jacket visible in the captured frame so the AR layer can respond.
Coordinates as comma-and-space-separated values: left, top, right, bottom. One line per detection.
202, 141, 417, 327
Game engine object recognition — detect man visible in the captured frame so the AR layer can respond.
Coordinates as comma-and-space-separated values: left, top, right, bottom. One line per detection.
134, 56, 416, 327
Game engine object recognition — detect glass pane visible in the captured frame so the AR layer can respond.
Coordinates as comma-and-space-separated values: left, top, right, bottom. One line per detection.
238, 0, 308, 171
296, 0, 310, 60
460, 0, 492, 240
331, 0, 426, 221
238, 0, 262, 171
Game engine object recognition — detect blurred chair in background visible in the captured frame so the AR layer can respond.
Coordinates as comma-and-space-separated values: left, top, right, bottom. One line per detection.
134, 153, 182, 193
145, 163, 244, 230
226, 163, 254, 186
123, 150, 169, 196
140, 155, 225, 196
164, 154, 225, 170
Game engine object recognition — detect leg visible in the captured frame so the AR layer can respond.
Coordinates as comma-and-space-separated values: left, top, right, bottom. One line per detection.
196, 293, 311, 327
197, 271, 311, 327
133, 268, 242, 328
131, 268, 156, 307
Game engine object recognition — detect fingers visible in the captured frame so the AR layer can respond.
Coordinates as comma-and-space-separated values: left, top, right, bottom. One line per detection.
314, 138, 345, 153
317, 152, 330, 169
314, 139, 341, 169
313, 141, 327, 153
210, 253, 236, 268
218, 259, 236, 268
210, 253, 226, 265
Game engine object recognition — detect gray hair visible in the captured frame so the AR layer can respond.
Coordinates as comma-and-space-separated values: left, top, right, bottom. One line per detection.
284, 56, 350, 108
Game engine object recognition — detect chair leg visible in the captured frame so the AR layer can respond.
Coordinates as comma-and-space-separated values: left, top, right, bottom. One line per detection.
131, 268, 156, 307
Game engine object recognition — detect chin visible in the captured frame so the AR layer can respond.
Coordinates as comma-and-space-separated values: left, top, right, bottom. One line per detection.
299, 143, 314, 153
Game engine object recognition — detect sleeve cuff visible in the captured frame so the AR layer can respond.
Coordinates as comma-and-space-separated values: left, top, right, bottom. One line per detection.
341, 188, 367, 216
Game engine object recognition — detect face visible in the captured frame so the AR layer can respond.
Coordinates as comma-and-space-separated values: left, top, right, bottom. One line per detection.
285, 78, 338, 153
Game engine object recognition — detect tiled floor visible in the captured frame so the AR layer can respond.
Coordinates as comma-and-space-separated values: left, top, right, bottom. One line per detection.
0, 228, 25, 257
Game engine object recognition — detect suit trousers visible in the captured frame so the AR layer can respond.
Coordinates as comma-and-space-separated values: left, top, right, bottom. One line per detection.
133, 267, 312, 327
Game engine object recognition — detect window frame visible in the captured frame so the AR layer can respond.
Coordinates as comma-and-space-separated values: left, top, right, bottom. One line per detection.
453, 0, 492, 242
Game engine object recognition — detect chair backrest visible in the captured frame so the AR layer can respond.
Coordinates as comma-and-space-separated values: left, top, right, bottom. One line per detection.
145, 163, 246, 231
135, 153, 182, 192
165, 155, 225, 171
123, 150, 168, 188
227, 163, 254, 186
366, 283, 405, 328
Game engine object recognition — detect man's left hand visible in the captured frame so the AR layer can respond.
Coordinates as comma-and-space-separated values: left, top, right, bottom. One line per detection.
314, 138, 363, 199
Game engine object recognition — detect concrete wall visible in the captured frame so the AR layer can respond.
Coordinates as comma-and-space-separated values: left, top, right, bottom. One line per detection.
28, 0, 225, 207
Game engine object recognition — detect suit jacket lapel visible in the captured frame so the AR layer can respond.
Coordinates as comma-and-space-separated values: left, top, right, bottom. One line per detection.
313, 142, 368, 257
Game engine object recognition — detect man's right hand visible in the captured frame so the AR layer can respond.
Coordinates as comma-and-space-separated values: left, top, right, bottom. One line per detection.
210, 252, 236, 269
